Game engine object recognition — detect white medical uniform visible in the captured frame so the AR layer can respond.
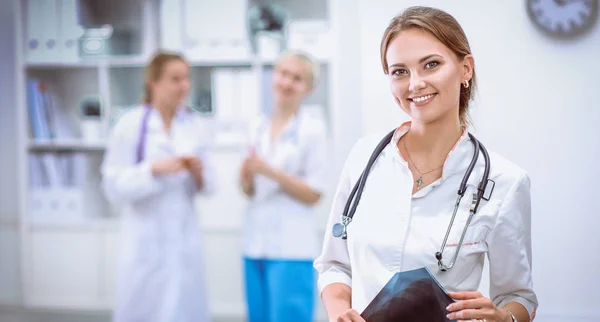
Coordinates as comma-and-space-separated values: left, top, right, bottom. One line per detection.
243, 108, 328, 260
101, 105, 217, 322
314, 122, 539, 317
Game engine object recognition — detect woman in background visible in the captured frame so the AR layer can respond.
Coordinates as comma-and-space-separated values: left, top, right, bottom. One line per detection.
102, 51, 217, 322
239, 50, 329, 322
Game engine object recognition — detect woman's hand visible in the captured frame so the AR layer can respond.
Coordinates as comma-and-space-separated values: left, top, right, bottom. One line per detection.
447, 291, 510, 322
184, 156, 204, 189
336, 309, 366, 322
240, 158, 254, 179
245, 155, 272, 177
239, 158, 256, 196
184, 156, 203, 177
151, 157, 186, 175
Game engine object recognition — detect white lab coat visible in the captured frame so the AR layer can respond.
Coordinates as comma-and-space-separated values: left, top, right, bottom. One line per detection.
314, 122, 539, 316
243, 108, 328, 260
101, 106, 217, 322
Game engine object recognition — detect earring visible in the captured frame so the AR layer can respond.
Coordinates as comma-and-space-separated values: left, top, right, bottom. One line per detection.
463, 80, 469, 89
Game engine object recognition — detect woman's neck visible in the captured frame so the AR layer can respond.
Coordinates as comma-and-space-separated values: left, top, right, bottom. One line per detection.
151, 100, 178, 132
404, 117, 463, 161
272, 102, 299, 123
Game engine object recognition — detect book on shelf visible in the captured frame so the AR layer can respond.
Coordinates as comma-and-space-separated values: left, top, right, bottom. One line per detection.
26, 78, 79, 142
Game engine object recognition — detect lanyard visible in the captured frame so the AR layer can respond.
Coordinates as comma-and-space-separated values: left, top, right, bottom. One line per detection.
135, 105, 152, 164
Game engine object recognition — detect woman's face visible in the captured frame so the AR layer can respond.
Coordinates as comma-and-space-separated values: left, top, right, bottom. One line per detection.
272, 56, 312, 106
150, 59, 191, 107
385, 28, 473, 126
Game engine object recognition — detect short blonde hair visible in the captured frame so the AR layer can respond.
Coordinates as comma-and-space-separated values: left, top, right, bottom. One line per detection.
275, 50, 320, 88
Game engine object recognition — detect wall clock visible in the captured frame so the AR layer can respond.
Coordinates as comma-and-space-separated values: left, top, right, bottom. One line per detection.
526, 0, 598, 38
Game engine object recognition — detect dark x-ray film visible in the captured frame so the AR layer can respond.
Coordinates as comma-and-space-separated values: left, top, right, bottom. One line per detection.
361, 267, 457, 322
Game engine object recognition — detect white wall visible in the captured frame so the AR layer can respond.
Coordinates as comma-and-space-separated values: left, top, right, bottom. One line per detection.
356, 1, 600, 322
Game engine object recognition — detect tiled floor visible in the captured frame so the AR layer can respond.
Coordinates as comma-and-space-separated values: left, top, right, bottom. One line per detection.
0, 310, 243, 322
0, 311, 110, 322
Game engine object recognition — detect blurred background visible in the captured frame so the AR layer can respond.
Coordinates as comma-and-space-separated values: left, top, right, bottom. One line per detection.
0, 0, 598, 321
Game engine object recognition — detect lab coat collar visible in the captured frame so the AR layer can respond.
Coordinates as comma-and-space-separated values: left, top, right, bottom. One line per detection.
146, 104, 191, 129
278, 110, 301, 140
278, 109, 303, 135
258, 109, 303, 151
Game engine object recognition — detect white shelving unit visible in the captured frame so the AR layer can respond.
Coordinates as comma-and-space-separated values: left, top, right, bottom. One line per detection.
11, 0, 341, 319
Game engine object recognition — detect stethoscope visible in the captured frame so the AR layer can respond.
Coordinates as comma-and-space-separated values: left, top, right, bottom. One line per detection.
135, 105, 153, 164
135, 104, 193, 163
331, 129, 494, 272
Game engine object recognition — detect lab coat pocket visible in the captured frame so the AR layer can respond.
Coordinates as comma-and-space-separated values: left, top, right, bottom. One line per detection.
444, 188, 490, 251
440, 197, 488, 259
437, 223, 488, 287
439, 212, 488, 280
445, 222, 487, 250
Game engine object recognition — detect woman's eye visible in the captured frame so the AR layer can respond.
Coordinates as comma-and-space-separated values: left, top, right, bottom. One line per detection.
425, 61, 439, 69
392, 69, 408, 76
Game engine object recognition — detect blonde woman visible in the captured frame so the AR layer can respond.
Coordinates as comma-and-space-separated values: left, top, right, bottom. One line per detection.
240, 50, 328, 322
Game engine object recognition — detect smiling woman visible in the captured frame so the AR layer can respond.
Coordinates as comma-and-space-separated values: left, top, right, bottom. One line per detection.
238, 50, 329, 322
380, 10, 476, 128
315, 6, 538, 322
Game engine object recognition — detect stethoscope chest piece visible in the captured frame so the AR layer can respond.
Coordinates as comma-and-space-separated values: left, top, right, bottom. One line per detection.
332, 223, 347, 239
332, 215, 352, 239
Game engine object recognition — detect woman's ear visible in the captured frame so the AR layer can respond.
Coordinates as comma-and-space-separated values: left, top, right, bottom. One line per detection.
462, 54, 474, 82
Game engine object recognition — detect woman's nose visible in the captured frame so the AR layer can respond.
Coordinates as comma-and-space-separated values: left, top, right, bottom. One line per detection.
408, 75, 426, 92
281, 76, 294, 88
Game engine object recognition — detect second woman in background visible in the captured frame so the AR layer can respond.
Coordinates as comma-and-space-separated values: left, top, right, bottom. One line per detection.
101, 51, 217, 322
239, 50, 329, 322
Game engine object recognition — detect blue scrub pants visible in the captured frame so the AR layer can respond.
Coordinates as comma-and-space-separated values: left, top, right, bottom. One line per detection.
243, 257, 315, 322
